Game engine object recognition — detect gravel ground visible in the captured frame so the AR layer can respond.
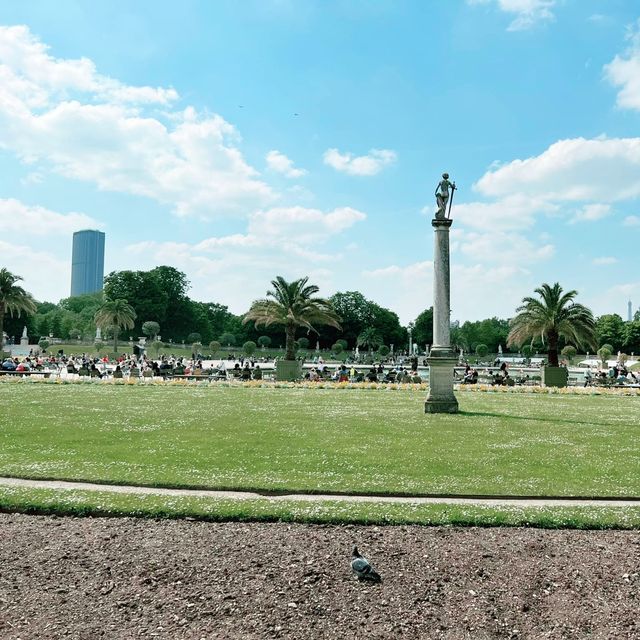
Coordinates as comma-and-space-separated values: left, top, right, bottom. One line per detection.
0, 513, 638, 639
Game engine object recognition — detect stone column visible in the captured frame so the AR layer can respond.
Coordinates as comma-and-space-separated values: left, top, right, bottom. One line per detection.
425, 217, 459, 413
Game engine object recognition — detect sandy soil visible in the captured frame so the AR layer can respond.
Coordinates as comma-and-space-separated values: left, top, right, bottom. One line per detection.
0, 513, 638, 639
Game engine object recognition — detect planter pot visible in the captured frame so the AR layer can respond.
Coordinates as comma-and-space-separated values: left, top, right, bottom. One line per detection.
275, 360, 302, 381
542, 365, 568, 388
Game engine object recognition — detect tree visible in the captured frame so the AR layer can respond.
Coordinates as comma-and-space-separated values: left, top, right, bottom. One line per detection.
219, 332, 236, 347
595, 314, 625, 352
243, 341, 257, 356
561, 345, 577, 360
257, 335, 272, 349
623, 321, 640, 354
357, 327, 383, 354
244, 276, 341, 361
378, 345, 390, 357
94, 299, 137, 353
412, 307, 434, 350
0, 268, 37, 349
187, 332, 202, 344
597, 346, 612, 366
297, 337, 310, 350
142, 321, 160, 340
475, 344, 488, 358
38, 338, 50, 352
331, 342, 344, 354
209, 340, 221, 355
507, 283, 596, 367
521, 344, 533, 359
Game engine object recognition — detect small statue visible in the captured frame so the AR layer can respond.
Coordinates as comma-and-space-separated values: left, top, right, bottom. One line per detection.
435, 172, 456, 219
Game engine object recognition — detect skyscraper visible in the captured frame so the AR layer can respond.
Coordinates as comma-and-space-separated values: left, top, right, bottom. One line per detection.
70, 230, 105, 297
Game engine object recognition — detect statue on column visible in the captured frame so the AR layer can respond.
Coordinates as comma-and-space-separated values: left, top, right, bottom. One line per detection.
434, 172, 456, 219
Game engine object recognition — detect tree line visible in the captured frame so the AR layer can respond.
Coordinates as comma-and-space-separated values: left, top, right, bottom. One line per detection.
2, 265, 640, 355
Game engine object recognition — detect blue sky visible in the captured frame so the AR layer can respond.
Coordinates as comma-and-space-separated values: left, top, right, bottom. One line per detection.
1, 0, 639, 323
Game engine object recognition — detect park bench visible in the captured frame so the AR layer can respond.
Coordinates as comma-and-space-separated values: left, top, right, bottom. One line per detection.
0, 370, 52, 378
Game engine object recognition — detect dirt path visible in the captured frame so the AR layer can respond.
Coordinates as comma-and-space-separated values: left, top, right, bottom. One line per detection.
2, 476, 640, 508
1, 513, 639, 639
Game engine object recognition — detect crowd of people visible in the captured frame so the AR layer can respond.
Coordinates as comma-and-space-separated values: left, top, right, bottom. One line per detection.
583, 363, 639, 387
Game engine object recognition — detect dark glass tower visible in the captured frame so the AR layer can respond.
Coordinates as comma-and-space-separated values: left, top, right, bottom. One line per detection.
70, 230, 105, 296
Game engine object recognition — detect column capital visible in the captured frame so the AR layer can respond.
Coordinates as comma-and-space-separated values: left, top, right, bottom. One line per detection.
431, 218, 453, 229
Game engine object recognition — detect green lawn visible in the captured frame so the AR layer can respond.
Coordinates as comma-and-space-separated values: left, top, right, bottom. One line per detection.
1, 384, 638, 498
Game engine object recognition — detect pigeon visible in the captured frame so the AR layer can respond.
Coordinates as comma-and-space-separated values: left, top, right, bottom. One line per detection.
351, 546, 382, 583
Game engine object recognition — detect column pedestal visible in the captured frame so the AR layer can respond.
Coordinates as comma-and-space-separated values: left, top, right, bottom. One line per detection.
425, 217, 458, 414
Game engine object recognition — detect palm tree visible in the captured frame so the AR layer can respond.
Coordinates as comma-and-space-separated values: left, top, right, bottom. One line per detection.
0, 269, 37, 350
243, 276, 341, 361
357, 327, 383, 355
507, 282, 596, 367
94, 298, 137, 353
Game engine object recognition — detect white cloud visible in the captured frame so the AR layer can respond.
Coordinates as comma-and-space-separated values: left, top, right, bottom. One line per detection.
592, 256, 618, 265
0, 25, 275, 218
0, 239, 70, 303
121, 205, 366, 310
467, 0, 556, 31
0, 198, 102, 235
474, 137, 640, 203
453, 194, 559, 231
604, 20, 640, 112
623, 215, 640, 227
570, 203, 612, 223
248, 206, 366, 242
265, 150, 307, 178
457, 229, 555, 264
323, 148, 397, 176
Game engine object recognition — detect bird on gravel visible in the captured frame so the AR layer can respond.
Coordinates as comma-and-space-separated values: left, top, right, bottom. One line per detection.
351, 546, 382, 583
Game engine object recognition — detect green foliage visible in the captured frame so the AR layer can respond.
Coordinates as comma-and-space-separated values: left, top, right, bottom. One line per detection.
0, 268, 38, 347
187, 332, 202, 344
357, 327, 383, 352
336, 339, 348, 350
244, 276, 340, 361
219, 332, 236, 347
297, 337, 310, 350
378, 344, 390, 357
508, 283, 596, 367
453, 317, 509, 353
412, 307, 433, 349
331, 342, 344, 354
595, 314, 625, 352
243, 340, 257, 356
94, 340, 103, 353
38, 338, 50, 352
521, 344, 533, 358
325, 291, 404, 349
622, 321, 640, 354
561, 345, 577, 359
142, 321, 160, 339
257, 335, 272, 349
209, 340, 221, 355
94, 298, 136, 353
597, 346, 612, 365
475, 343, 488, 358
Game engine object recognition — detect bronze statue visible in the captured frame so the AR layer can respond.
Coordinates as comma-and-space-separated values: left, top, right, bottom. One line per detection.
435, 172, 456, 219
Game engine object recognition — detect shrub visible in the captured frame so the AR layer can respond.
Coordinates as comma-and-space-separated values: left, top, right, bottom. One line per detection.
220, 332, 236, 347
209, 340, 221, 355
297, 337, 309, 350
475, 344, 488, 358
521, 344, 533, 358
257, 335, 271, 349
243, 341, 257, 356
332, 342, 344, 354
561, 345, 577, 359
38, 338, 50, 352
597, 346, 612, 365
336, 339, 348, 350
378, 345, 390, 357
187, 332, 202, 344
